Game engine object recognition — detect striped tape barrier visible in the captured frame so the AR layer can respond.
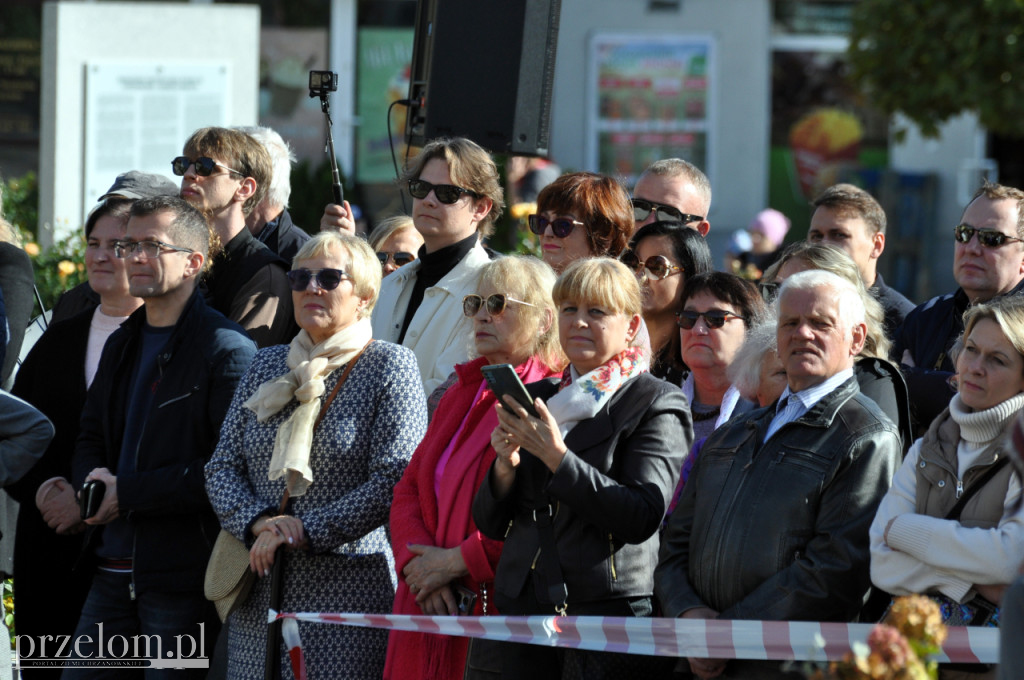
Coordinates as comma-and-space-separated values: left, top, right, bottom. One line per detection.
268, 611, 998, 664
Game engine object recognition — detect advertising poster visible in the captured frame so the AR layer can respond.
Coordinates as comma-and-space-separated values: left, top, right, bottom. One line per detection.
587, 34, 713, 187
769, 41, 888, 236
356, 27, 414, 184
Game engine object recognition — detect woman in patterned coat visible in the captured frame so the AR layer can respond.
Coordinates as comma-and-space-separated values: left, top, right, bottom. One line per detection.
206, 231, 427, 679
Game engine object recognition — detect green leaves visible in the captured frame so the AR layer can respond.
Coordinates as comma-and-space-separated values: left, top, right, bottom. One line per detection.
848, 0, 1024, 137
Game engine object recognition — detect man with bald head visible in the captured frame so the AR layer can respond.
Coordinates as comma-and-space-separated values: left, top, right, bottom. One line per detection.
631, 158, 711, 237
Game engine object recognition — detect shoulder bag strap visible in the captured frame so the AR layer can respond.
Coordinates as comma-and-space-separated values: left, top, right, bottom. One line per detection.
944, 457, 1011, 521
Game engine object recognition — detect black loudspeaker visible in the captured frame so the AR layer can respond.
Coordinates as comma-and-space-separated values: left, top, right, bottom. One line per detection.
405, 0, 561, 157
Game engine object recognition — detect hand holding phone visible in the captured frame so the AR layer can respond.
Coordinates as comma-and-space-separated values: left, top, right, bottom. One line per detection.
480, 364, 538, 419
79, 480, 106, 520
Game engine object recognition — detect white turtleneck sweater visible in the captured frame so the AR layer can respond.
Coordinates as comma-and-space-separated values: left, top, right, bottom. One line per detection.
869, 392, 1024, 603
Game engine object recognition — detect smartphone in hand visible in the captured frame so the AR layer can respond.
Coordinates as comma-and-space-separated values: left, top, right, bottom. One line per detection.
79, 480, 106, 520
480, 364, 539, 419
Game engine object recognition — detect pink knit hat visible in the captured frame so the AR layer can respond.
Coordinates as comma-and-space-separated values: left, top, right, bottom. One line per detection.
748, 209, 791, 248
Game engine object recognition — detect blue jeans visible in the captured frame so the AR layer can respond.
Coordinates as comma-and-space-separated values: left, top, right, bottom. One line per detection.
61, 571, 219, 680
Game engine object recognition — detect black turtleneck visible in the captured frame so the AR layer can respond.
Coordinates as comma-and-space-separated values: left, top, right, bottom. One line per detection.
398, 232, 477, 343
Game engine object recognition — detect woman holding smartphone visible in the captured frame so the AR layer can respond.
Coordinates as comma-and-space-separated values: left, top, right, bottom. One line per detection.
473, 257, 692, 679
385, 256, 564, 680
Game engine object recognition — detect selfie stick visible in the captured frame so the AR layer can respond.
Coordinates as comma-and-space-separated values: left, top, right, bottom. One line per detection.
311, 77, 344, 206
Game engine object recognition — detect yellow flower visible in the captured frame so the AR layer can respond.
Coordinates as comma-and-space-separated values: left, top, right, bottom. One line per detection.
24, 242, 40, 257
509, 202, 537, 220
884, 595, 947, 650
57, 260, 76, 278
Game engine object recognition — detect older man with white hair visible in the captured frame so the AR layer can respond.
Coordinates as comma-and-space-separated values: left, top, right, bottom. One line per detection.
236, 125, 310, 262
655, 270, 901, 680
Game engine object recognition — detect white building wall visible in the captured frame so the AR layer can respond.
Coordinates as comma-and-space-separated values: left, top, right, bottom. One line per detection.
39, 2, 260, 244
550, 0, 772, 258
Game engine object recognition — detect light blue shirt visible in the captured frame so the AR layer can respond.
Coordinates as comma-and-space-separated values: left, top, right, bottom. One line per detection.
764, 367, 855, 441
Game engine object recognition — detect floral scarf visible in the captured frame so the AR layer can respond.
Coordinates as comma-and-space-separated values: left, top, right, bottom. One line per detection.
545, 346, 649, 438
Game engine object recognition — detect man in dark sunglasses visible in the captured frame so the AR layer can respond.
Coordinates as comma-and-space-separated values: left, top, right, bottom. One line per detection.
894, 182, 1024, 431
632, 158, 711, 237
177, 127, 295, 348
371, 137, 504, 395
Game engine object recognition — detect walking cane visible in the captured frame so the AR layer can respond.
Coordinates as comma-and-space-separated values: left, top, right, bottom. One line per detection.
265, 545, 286, 679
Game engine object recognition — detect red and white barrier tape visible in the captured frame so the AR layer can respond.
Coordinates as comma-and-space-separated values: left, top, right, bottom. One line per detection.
267, 611, 998, 664
280, 618, 307, 680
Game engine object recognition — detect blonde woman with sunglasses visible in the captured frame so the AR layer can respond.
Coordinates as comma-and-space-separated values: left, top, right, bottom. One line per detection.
386, 256, 564, 680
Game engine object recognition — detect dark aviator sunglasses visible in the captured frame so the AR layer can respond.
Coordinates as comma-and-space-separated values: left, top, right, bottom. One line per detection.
407, 179, 478, 204
171, 156, 244, 178
631, 198, 703, 225
286, 268, 350, 292
954, 223, 1024, 249
377, 251, 416, 268
676, 309, 746, 330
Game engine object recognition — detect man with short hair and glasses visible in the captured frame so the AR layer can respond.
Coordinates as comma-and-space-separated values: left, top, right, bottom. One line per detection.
177, 126, 295, 348
67, 196, 256, 678
894, 182, 1024, 430
632, 158, 712, 237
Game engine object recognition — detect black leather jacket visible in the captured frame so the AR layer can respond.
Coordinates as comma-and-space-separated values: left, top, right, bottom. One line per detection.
473, 373, 692, 611
655, 376, 901, 623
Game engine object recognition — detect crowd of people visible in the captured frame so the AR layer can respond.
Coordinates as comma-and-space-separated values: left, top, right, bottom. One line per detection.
2, 124, 1024, 680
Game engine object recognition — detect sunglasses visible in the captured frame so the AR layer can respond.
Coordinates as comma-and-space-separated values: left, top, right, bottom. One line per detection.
954, 223, 1024, 249
462, 294, 536, 317
631, 198, 703, 225
377, 251, 416, 268
407, 179, 478, 204
286, 268, 350, 292
676, 309, 747, 330
620, 251, 684, 281
171, 156, 244, 178
528, 215, 584, 238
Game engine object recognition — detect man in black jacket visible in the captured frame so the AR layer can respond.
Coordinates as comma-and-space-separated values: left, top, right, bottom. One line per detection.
177, 126, 295, 348
807, 183, 915, 341
893, 182, 1024, 431
67, 196, 255, 678
655, 270, 901, 680
235, 125, 310, 263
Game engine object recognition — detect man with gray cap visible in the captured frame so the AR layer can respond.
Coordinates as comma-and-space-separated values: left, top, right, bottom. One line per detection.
50, 171, 178, 324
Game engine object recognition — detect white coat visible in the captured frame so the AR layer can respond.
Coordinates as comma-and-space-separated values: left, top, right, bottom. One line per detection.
371, 242, 489, 395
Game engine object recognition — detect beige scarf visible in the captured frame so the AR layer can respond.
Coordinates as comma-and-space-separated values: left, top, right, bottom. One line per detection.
243, 317, 373, 496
